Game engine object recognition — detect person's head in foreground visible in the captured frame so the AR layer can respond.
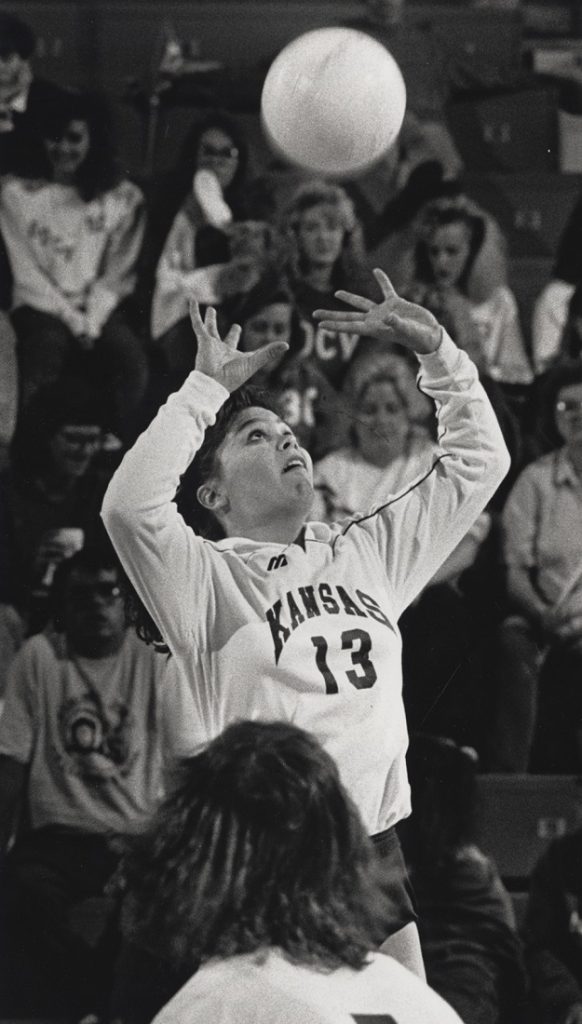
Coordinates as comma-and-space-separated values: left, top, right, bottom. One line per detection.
124, 720, 392, 971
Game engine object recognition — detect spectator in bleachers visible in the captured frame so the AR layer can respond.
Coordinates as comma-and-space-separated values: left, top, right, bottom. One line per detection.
113, 720, 463, 1024
524, 825, 582, 1024
532, 192, 582, 378
234, 281, 343, 459
149, 111, 251, 378
491, 362, 582, 772
0, 379, 112, 635
279, 179, 373, 392
0, 11, 66, 179
0, 87, 148, 440
404, 196, 533, 390
401, 733, 527, 1024
0, 544, 196, 1020
311, 346, 436, 522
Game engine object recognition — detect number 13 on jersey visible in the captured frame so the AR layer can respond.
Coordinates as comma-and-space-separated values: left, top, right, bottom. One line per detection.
311, 628, 377, 693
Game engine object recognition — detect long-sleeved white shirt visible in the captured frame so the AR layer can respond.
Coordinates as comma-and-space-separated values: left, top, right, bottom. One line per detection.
0, 175, 145, 337
102, 331, 509, 835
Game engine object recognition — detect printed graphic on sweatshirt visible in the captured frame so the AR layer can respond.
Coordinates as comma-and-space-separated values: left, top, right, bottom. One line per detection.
57, 695, 137, 779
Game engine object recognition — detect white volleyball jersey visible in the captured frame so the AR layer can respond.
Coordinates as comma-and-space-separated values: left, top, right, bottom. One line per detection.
153, 949, 463, 1024
102, 332, 509, 835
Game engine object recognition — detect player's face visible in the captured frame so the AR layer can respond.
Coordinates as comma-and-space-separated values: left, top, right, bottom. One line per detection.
44, 118, 91, 180
241, 303, 292, 354
427, 222, 472, 289
555, 383, 582, 448
355, 380, 409, 464
296, 204, 345, 269
215, 407, 314, 529
196, 127, 239, 190
65, 567, 126, 652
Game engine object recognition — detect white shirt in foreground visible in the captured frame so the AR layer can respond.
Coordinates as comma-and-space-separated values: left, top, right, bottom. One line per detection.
153, 949, 463, 1024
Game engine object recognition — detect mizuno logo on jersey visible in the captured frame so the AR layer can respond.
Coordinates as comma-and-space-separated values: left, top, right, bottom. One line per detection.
266, 583, 393, 663
267, 554, 288, 571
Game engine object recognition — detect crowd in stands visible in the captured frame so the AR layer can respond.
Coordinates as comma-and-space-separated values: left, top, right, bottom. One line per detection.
3, 2, 582, 1022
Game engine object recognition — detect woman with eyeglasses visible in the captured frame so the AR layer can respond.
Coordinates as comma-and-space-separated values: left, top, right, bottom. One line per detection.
149, 111, 251, 389
490, 361, 582, 772
0, 88, 149, 441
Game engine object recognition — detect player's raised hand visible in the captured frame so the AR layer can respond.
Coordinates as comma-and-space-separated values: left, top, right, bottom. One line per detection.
191, 302, 288, 393
314, 268, 442, 356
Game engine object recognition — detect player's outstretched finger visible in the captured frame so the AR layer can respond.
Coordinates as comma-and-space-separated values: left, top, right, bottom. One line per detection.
373, 268, 397, 300
334, 289, 374, 312
248, 341, 289, 375
313, 309, 364, 323
189, 299, 206, 336
203, 306, 219, 338
317, 318, 367, 334
224, 322, 242, 349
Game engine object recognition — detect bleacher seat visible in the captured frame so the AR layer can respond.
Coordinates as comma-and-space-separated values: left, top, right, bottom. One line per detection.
475, 774, 582, 884
464, 172, 582, 258
447, 87, 559, 173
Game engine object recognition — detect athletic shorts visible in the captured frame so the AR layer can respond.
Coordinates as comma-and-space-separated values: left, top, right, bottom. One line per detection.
371, 825, 418, 936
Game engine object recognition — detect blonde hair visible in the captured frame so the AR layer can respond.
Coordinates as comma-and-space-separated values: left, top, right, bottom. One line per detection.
279, 179, 368, 284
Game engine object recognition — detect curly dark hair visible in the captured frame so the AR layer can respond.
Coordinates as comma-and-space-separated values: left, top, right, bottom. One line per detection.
124, 384, 279, 649
123, 720, 391, 971
39, 89, 123, 201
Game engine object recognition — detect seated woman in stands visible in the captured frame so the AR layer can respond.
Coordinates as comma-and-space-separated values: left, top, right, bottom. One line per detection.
278, 179, 374, 392
404, 195, 533, 392
311, 345, 437, 521
149, 111, 252, 385
0, 88, 148, 441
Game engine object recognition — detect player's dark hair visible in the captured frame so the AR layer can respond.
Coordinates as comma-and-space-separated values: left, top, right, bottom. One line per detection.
123, 720, 392, 970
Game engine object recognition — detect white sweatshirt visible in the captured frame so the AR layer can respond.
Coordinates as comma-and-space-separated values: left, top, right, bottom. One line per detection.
0, 175, 145, 337
102, 331, 509, 835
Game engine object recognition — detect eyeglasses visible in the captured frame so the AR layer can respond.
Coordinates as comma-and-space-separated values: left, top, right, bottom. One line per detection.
58, 430, 102, 449
69, 583, 122, 602
198, 143, 239, 160
555, 400, 582, 414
